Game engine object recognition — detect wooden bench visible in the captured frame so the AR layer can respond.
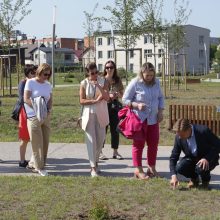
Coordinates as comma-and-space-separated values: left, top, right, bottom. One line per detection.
169, 104, 220, 136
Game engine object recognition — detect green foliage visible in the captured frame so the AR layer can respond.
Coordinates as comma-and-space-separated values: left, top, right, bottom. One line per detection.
88, 195, 110, 220
210, 44, 217, 62
215, 50, 220, 64
117, 67, 126, 79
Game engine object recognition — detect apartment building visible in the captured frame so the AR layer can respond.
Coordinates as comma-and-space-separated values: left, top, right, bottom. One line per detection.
95, 24, 210, 74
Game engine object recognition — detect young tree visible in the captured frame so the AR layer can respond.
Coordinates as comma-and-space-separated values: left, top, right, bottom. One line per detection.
83, 3, 99, 63
210, 44, 217, 65
138, 0, 164, 69
0, 0, 32, 95
103, 0, 140, 84
168, 0, 191, 54
0, 0, 32, 48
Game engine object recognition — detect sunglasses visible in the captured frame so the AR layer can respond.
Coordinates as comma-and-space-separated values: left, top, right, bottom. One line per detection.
105, 66, 114, 70
90, 71, 98, 75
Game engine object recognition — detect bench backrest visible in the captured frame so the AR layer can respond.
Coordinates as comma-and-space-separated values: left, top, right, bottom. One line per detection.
169, 104, 220, 136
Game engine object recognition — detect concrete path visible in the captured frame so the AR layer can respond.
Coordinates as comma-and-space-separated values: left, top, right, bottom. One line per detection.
0, 142, 220, 188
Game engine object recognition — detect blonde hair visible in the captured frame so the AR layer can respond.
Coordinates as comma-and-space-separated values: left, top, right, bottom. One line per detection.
138, 62, 156, 85
172, 119, 191, 132
36, 63, 52, 80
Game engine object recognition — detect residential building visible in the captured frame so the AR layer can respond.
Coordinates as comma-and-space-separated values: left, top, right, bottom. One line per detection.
30, 47, 75, 67
95, 24, 210, 74
82, 47, 95, 68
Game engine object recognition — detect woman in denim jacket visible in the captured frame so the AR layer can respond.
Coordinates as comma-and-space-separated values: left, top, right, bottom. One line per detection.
122, 62, 165, 180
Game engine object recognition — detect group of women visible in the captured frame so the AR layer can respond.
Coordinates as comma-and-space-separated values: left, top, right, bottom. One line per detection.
80, 61, 164, 178
16, 60, 164, 179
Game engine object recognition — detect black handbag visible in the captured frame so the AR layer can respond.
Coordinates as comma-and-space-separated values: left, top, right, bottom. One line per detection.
109, 99, 123, 112
11, 100, 22, 121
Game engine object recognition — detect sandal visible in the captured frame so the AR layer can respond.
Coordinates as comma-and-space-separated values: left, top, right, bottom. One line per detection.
113, 153, 123, 160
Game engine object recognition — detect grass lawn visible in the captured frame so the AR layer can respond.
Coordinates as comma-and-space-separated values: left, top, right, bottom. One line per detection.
0, 76, 220, 219
0, 80, 220, 144
1, 176, 220, 219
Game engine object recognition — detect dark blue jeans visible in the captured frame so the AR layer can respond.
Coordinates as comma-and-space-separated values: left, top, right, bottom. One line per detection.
176, 156, 217, 182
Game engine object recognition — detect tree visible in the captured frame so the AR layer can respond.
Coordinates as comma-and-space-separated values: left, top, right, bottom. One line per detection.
168, 0, 191, 54
215, 49, 220, 64
210, 44, 217, 65
0, 0, 32, 48
138, 0, 164, 69
0, 0, 32, 95
83, 3, 100, 63
103, 0, 140, 84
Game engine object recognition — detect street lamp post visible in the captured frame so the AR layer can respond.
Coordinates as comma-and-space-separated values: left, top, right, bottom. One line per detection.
52, 5, 56, 88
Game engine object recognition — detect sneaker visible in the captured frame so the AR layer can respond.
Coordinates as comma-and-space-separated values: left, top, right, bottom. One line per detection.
37, 169, 48, 176
99, 152, 108, 160
19, 160, 29, 168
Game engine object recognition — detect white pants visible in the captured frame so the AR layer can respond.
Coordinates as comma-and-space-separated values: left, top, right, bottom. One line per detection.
85, 113, 106, 167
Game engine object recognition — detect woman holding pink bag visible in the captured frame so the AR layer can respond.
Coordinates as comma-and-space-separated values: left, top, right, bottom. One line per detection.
122, 62, 165, 180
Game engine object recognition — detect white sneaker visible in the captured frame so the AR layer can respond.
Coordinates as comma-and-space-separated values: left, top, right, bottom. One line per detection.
37, 169, 48, 176
91, 170, 99, 177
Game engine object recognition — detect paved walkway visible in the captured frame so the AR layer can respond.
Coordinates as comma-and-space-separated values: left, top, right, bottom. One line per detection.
0, 142, 220, 188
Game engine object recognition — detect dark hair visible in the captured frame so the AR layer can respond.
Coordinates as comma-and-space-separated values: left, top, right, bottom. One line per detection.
103, 60, 120, 83
85, 62, 97, 72
172, 119, 191, 132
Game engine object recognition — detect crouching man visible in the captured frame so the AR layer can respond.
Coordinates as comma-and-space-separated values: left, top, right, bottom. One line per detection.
170, 119, 220, 189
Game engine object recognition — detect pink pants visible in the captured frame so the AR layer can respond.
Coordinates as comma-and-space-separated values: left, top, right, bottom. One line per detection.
132, 122, 159, 167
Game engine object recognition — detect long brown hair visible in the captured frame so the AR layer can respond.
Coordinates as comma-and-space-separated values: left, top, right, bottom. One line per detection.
103, 60, 120, 83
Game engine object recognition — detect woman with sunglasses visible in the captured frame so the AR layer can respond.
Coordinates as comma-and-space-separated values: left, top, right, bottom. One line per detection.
122, 62, 164, 180
24, 63, 52, 176
17, 65, 37, 168
79, 62, 109, 177
101, 60, 124, 160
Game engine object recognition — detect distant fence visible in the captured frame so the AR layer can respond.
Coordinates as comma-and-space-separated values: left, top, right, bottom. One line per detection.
169, 104, 220, 136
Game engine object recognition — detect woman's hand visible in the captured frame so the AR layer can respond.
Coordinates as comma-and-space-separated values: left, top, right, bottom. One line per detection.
137, 103, 146, 111
157, 109, 164, 123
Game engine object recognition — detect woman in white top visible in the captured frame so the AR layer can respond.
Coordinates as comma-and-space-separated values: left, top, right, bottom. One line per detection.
24, 63, 52, 176
80, 62, 109, 177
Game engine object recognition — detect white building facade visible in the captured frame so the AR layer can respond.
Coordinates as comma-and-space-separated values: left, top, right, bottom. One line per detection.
95, 25, 210, 75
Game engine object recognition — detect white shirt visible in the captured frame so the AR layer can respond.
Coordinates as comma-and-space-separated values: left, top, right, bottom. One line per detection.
187, 126, 197, 156
24, 78, 52, 118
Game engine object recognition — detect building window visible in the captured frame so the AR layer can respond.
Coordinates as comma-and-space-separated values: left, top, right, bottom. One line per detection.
144, 35, 153, 44
129, 63, 134, 72
130, 50, 134, 58
35, 54, 38, 59
107, 50, 114, 59
97, 38, 102, 46
65, 54, 72, 61
158, 49, 164, 58
199, 49, 204, 58
98, 51, 103, 59
199, 35, 204, 45
98, 64, 103, 72
107, 37, 112, 45
144, 49, 153, 57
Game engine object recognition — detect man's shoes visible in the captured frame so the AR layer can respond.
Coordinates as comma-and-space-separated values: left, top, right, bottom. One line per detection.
19, 160, 29, 168
187, 178, 199, 189
99, 152, 108, 160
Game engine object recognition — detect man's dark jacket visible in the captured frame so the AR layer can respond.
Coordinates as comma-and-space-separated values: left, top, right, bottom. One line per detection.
170, 124, 220, 175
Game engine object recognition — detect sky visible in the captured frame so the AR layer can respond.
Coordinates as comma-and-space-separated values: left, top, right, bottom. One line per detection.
16, 0, 220, 39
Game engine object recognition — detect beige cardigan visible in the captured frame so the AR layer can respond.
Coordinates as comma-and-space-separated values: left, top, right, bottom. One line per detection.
81, 77, 109, 131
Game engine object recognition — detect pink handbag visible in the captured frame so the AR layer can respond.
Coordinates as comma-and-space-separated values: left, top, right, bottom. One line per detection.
117, 106, 145, 140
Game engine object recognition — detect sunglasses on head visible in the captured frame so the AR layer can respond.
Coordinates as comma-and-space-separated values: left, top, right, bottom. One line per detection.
105, 66, 114, 70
